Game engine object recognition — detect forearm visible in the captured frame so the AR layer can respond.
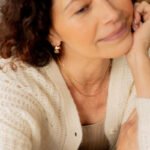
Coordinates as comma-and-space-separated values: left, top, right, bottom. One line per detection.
128, 52, 150, 98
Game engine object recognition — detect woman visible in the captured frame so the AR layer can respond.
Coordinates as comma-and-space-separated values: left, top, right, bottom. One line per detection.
0, 0, 150, 149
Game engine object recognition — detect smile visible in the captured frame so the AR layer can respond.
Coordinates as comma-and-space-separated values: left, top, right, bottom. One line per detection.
99, 24, 129, 42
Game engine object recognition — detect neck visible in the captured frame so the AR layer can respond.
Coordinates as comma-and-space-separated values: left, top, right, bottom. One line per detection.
58, 56, 111, 85
57, 55, 112, 97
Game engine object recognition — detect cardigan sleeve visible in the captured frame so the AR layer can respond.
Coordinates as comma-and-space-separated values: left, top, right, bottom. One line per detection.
121, 96, 150, 150
0, 76, 42, 150
136, 98, 150, 150
120, 84, 150, 150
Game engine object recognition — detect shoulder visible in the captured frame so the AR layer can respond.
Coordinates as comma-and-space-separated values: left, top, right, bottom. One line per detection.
0, 57, 48, 114
112, 56, 131, 74
0, 57, 61, 117
0, 57, 51, 149
112, 57, 137, 124
0, 57, 58, 93
111, 56, 133, 85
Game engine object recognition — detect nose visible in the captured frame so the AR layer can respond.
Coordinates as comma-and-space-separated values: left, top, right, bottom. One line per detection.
95, 0, 121, 25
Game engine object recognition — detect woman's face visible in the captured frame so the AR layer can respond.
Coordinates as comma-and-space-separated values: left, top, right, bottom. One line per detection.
51, 0, 134, 59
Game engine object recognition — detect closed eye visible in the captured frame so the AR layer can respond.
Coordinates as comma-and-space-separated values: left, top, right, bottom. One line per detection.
75, 5, 89, 14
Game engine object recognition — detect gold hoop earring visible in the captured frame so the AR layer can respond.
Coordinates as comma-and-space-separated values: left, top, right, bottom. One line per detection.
54, 45, 61, 54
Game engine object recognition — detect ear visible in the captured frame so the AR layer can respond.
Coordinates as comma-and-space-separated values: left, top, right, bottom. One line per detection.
48, 29, 61, 46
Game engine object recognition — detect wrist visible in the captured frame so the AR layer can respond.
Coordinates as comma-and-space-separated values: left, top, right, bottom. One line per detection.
126, 50, 150, 97
127, 50, 149, 70
132, 57, 150, 98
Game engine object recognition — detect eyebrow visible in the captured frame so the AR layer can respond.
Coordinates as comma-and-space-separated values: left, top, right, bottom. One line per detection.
64, 0, 79, 11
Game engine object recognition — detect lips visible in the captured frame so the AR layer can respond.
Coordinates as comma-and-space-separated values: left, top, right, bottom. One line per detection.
99, 24, 128, 42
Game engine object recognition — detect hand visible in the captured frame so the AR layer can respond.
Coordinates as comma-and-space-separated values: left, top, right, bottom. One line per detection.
126, 1, 150, 65
116, 110, 138, 150
126, 1, 150, 98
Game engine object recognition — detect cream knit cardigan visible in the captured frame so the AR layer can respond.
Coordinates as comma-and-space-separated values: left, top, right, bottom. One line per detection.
0, 56, 150, 150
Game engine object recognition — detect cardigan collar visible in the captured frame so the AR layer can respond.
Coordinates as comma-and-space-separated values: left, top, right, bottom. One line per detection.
45, 56, 133, 149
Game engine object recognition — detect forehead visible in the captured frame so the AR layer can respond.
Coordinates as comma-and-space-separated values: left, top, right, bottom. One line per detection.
53, 0, 82, 9
53, 0, 70, 8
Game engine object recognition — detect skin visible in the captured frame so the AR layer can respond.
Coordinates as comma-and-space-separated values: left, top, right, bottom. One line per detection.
117, 110, 138, 150
50, 0, 134, 87
117, 2, 150, 149
126, 1, 150, 98
49, 0, 135, 125
50, 0, 150, 149
51, 0, 133, 58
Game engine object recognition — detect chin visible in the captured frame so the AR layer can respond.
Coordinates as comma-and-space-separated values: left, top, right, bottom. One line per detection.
99, 32, 133, 59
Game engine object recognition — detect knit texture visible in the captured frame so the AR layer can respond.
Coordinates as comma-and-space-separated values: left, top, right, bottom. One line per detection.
137, 99, 150, 150
0, 56, 149, 150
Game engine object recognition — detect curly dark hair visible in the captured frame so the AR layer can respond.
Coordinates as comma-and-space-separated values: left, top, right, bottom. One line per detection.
0, 0, 57, 67
0, 0, 146, 67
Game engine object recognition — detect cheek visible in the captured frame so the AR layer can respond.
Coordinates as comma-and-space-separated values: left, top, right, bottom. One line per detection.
115, 0, 133, 21
122, 0, 134, 20
118, 0, 134, 30
56, 19, 94, 46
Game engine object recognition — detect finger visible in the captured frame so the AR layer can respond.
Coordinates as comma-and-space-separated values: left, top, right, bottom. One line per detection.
143, 12, 150, 21
128, 109, 137, 122
124, 109, 137, 127
135, 1, 150, 22
134, 10, 141, 24
135, 1, 150, 14
134, 3, 142, 24
132, 3, 143, 31
132, 11, 141, 31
